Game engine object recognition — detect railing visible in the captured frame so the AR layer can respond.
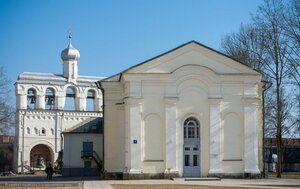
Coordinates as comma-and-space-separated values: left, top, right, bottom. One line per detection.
81, 151, 103, 170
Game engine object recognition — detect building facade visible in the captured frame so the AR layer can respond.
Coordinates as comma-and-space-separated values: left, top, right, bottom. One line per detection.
98, 41, 264, 179
14, 37, 103, 173
62, 117, 103, 176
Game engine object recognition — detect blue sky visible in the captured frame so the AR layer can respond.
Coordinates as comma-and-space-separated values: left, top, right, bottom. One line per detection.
0, 0, 262, 98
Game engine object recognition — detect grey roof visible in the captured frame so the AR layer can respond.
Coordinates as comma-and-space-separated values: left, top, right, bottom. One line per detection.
63, 117, 103, 134
16, 72, 105, 86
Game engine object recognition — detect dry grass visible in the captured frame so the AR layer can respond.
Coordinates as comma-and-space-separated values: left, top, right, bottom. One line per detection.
112, 184, 258, 189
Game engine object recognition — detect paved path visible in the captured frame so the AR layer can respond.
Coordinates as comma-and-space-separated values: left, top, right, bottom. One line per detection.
1, 175, 300, 189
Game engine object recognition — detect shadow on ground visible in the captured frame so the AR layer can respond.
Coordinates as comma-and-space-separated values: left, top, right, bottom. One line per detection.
0, 174, 101, 182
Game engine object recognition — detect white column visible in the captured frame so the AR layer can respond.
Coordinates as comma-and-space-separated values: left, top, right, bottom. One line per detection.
164, 97, 178, 173
36, 94, 45, 109
18, 94, 27, 109
95, 97, 102, 111
208, 98, 223, 174
76, 97, 86, 111
125, 97, 143, 174
243, 98, 260, 174
56, 94, 65, 110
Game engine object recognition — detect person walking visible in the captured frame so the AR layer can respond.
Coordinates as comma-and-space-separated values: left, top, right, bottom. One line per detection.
45, 163, 54, 180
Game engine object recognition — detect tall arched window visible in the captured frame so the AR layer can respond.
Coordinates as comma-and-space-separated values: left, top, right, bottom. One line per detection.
183, 117, 200, 139
27, 88, 36, 109
45, 88, 55, 110
65, 87, 76, 110
86, 90, 95, 111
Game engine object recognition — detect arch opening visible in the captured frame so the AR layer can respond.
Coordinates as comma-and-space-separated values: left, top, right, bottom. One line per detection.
45, 88, 55, 110
30, 144, 53, 170
65, 87, 76, 110
27, 88, 36, 109
86, 90, 95, 111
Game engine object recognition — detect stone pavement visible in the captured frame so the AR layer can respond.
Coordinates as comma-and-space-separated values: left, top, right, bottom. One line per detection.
84, 178, 300, 189
1, 175, 300, 189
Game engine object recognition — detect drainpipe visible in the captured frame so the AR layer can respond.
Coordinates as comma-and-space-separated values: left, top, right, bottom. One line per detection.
262, 81, 272, 178
95, 81, 105, 176
21, 111, 27, 174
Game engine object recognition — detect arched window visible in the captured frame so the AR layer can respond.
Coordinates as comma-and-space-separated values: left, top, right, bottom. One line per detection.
86, 90, 95, 111
45, 88, 55, 110
27, 88, 36, 109
27, 127, 31, 134
50, 128, 54, 135
41, 128, 46, 135
183, 117, 200, 139
65, 87, 76, 110
34, 128, 38, 135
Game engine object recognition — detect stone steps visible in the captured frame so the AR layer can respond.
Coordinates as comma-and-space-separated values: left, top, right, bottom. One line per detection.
172, 177, 221, 181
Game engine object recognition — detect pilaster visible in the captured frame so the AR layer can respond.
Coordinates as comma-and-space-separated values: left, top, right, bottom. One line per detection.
208, 98, 223, 174
124, 97, 143, 174
164, 97, 178, 174
242, 98, 260, 174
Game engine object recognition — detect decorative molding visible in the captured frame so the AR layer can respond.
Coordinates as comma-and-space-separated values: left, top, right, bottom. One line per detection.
164, 97, 178, 104
208, 97, 222, 104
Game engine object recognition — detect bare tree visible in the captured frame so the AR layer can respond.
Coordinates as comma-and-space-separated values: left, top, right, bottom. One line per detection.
221, 0, 299, 178
0, 66, 14, 135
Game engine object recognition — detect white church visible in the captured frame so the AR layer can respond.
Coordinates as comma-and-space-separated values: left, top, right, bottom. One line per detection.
15, 38, 264, 178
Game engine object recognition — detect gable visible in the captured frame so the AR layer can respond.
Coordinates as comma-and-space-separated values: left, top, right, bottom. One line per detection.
125, 41, 260, 75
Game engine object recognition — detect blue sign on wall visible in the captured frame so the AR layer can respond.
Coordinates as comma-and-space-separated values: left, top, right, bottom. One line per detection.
133, 139, 138, 144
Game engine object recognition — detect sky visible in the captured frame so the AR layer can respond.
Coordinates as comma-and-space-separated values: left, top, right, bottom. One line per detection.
0, 0, 263, 103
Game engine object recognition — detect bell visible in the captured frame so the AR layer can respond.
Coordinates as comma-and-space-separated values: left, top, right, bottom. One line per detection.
30, 98, 35, 104
46, 98, 53, 105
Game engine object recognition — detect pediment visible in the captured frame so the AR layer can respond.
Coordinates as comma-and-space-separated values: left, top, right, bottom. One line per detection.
126, 41, 260, 75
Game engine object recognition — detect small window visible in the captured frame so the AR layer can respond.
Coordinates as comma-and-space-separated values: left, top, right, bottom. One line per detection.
185, 147, 190, 151
193, 155, 198, 166
41, 128, 46, 135
27, 127, 30, 134
185, 155, 190, 166
50, 128, 54, 135
34, 128, 38, 135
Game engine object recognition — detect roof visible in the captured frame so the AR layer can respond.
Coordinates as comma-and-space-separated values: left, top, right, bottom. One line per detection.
98, 40, 261, 83
63, 117, 103, 134
16, 72, 105, 86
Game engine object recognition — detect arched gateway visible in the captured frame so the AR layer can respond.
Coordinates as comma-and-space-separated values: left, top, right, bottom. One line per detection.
183, 117, 200, 177
30, 144, 53, 169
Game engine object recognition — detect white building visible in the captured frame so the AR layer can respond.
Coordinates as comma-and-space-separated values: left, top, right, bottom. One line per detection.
15, 39, 264, 179
98, 41, 264, 179
14, 36, 103, 174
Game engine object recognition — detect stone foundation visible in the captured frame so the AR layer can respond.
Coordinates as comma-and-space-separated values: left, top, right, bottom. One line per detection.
208, 172, 262, 179
104, 172, 262, 180
104, 172, 179, 180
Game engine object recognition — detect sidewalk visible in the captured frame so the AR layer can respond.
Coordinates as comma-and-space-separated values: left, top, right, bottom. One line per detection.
84, 178, 300, 189
1, 175, 300, 189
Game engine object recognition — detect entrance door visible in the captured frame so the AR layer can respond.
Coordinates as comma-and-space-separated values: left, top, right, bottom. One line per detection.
84, 161, 92, 176
183, 117, 200, 177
